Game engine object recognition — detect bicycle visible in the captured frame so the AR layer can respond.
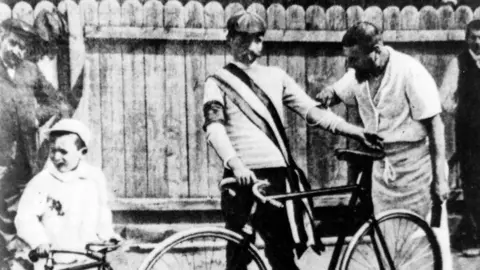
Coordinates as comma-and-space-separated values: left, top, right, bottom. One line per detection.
138, 148, 442, 270
28, 241, 121, 270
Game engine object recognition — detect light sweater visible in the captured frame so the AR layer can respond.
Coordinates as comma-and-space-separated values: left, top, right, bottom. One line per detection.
204, 61, 344, 169
15, 161, 117, 252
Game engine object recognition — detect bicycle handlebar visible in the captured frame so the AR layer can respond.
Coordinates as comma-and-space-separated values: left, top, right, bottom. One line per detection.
218, 178, 283, 208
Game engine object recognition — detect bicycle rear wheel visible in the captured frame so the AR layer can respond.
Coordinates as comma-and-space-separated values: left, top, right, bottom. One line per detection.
340, 209, 442, 270
138, 227, 268, 270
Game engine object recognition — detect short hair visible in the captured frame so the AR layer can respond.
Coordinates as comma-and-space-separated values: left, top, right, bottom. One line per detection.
342, 21, 383, 53
466, 20, 480, 39
49, 131, 87, 151
226, 11, 266, 40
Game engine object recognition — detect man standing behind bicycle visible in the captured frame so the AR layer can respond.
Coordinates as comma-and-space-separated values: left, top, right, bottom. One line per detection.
316, 21, 452, 269
203, 12, 383, 270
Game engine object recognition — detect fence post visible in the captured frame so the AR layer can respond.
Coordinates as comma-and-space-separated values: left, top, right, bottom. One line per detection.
144, 0, 167, 197
98, 0, 125, 197
122, 0, 147, 198
204, 1, 225, 196
13, 1, 34, 25
383, 6, 400, 31
185, 0, 208, 197
164, 0, 188, 198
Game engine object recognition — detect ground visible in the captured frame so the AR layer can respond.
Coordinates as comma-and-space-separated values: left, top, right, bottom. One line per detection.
106, 245, 480, 270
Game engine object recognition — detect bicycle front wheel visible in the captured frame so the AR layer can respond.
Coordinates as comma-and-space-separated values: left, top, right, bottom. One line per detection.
340, 209, 442, 270
138, 226, 268, 270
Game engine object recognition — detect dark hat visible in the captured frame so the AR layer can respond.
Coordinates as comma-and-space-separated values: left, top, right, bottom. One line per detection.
0, 18, 39, 41
227, 11, 266, 35
34, 10, 69, 44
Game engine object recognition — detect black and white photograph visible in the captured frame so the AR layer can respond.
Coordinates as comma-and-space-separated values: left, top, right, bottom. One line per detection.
0, 0, 480, 269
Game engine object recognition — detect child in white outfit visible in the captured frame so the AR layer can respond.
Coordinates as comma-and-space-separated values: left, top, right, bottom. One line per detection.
14, 119, 120, 269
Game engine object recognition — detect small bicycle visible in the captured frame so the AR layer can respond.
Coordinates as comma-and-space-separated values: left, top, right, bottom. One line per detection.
138, 148, 442, 270
28, 241, 121, 270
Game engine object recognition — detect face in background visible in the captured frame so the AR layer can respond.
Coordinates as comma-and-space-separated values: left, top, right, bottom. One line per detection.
0, 32, 27, 69
49, 133, 86, 173
344, 45, 380, 82
229, 32, 264, 65
467, 29, 480, 55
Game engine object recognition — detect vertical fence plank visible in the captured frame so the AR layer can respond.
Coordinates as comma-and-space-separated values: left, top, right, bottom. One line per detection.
185, 1, 208, 197
121, 0, 147, 198
204, 1, 225, 197
438, 5, 455, 30
383, 6, 400, 30
400, 6, 420, 60
346, 5, 363, 28
306, 5, 328, 189
80, 0, 98, 27
364, 6, 383, 29
266, 3, 287, 109
0, 4, 11, 24
474, 7, 480, 20
305, 5, 325, 30
419, 6, 439, 30
455, 5, 473, 29
205, 1, 224, 29
98, 0, 125, 196
400, 5, 419, 30
266, 3, 285, 30
144, 0, 167, 197
247, 3, 266, 64
79, 0, 102, 168
316, 4, 348, 188
326, 5, 346, 31
164, 0, 188, 198
418, 6, 441, 81
439, 4, 460, 186
12, 1, 34, 24
285, 5, 308, 175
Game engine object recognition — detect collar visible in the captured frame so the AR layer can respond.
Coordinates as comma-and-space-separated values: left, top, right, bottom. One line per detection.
231, 60, 257, 70
46, 160, 89, 183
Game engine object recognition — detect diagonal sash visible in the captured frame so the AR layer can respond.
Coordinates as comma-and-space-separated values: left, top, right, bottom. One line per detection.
223, 63, 299, 168
210, 64, 323, 254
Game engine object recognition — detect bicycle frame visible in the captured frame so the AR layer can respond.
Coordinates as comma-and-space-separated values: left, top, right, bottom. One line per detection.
231, 158, 392, 270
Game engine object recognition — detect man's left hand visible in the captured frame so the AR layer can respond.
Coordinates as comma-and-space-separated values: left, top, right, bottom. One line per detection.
360, 131, 384, 151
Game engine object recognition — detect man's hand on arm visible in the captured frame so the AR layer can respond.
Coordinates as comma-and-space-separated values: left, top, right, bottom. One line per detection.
315, 86, 341, 107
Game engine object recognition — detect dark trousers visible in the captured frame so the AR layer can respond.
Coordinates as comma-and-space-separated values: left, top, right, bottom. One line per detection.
221, 167, 299, 270
460, 149, 480, 248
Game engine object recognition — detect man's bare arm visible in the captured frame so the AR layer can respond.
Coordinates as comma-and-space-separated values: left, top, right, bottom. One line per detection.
422, 114, 449, 201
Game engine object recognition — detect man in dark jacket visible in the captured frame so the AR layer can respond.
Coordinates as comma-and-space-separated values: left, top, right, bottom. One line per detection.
440, 19, 480, 257
0, 18, 71, 264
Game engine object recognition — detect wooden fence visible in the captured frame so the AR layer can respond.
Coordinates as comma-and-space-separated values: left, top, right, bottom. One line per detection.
2, 0, 477, 211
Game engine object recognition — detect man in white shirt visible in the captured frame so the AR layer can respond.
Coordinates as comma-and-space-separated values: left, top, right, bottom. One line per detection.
440, 19, 480, 257
317, 21, 451, 269
203, 12, 383, 270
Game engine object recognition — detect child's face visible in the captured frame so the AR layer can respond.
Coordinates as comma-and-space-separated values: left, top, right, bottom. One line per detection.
49, 134, 85, 173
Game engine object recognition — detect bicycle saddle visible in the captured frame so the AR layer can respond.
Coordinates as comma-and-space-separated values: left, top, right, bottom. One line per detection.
334, 148, 385, 166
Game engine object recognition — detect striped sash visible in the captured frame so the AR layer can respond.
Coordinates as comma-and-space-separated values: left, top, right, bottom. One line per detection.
210, 64, 322, 254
